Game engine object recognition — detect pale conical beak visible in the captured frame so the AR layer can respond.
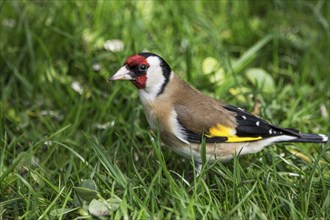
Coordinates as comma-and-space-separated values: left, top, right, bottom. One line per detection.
108, 66, 134, 81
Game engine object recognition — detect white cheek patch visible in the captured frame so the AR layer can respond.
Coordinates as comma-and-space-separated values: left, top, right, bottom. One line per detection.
144, 57, 166, 96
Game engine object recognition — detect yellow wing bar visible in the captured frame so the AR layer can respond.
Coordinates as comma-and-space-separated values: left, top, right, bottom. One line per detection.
208, 124, 262, 143
226, 135, 262, 142
209, 124, 236, 136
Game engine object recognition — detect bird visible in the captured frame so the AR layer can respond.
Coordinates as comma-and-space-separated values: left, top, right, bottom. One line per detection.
109, 52, 328, 172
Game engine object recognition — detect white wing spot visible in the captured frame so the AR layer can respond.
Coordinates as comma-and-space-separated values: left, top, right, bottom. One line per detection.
256, 121, 260, 126
242, 116, 247, 120
269, 129, 272, 134
238, 107, 245, 111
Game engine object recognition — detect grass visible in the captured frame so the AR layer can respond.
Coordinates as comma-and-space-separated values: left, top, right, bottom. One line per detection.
1, 0, 329, 219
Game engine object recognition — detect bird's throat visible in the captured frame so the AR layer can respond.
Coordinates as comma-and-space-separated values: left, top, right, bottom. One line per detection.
132, 74, 147, 89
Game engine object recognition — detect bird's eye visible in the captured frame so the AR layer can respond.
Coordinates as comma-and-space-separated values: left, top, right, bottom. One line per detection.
139, 64, 147, 71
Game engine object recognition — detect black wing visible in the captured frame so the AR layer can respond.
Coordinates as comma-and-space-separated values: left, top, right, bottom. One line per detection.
181, 104, 300, 144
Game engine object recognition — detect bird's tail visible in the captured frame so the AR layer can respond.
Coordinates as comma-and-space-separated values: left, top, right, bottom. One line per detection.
288, 133, 328, 143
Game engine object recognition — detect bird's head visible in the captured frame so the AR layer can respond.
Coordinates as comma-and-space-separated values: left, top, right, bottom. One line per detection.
109, 52, 172, 96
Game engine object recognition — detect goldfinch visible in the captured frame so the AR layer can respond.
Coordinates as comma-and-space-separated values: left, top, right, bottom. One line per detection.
109, 52, 328, 164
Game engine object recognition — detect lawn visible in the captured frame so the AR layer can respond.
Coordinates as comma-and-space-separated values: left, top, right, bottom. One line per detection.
1, 0, 329, 219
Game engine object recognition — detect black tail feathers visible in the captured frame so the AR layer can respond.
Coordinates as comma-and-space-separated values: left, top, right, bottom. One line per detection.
290, 133, 328, 143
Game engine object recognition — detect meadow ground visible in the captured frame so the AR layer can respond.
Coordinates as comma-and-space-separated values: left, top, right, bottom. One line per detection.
1, 1, 329, 219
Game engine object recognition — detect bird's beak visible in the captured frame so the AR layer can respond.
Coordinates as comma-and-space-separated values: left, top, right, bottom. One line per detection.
109, 66, 134, 81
